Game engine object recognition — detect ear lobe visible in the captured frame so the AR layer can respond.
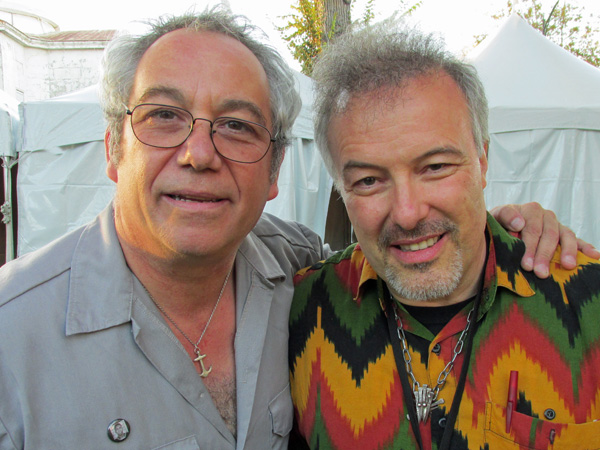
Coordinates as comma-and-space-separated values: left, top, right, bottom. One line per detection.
479, 144, 489, 189
267, 149, 284, 201
267, 172, 279, 201
105, 129, 118, 183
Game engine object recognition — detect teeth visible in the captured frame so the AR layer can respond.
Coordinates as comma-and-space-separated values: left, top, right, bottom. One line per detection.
172, 195, 217, 203
400, 236, 439, 252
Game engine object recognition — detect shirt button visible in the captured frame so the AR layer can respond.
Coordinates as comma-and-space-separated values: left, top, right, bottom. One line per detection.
544, 408, 556, 420
438, 417, 447, 428
432, 343, 441, 354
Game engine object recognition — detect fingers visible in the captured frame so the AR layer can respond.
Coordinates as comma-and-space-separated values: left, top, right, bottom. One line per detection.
490, 204, 525, 232
556, 225, 578, 270
522, 208, 556, 278
492, 202, 598, 277
577, 238, 600, 261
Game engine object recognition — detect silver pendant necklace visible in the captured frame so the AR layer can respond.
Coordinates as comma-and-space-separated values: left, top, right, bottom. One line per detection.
391, 298, 475, 423
147, 268, 232, 378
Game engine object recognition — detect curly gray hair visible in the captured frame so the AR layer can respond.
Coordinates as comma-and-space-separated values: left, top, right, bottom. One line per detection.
100, 6, 301, 180
312, 17, 489, 185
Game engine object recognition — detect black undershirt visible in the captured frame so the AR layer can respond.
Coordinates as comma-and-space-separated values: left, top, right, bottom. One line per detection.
402, 296, 475, 336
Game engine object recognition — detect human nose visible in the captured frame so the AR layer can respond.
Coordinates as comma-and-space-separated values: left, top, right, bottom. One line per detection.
389, 180, 430, 231
177, 118, 221, 170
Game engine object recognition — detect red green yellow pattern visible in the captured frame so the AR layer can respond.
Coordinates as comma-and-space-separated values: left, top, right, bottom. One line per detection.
289, 215, 600, 449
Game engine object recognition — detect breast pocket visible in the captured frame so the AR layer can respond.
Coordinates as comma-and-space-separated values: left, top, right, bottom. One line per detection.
268, 384, 293, 449
484, 402, 600, 449
150, 435, 201, 449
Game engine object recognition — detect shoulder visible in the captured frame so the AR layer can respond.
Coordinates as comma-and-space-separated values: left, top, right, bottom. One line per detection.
294, 242, 358, 284
549, 249, 600, 290
253, 213, 323, 251
249, 213, 325, 271
0, 225, 85, 307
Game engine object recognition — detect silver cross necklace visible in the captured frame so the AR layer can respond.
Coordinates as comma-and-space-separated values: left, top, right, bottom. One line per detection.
146, 268, 232, 378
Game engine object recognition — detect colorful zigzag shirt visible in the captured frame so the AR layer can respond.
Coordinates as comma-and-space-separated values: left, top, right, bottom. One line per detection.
289, 215, 600, 450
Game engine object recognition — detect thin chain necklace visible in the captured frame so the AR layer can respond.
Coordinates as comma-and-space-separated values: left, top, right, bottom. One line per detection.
147, 268, 232, 378
391, 297, 474, 423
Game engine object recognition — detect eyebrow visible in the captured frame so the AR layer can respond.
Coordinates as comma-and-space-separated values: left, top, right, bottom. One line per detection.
342, 160, 381, 173
134, 88, 269, 125
137, 86, 186, 105
414, 147, 465, 164
341, 147, 465, 175
341, 160, 384, 183
219, 99, 268, 125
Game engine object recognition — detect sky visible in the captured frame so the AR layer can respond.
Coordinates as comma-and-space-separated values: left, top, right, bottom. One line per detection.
17, 0, 600, 71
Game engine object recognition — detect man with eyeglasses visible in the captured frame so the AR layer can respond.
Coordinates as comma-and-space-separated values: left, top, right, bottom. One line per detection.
0, 7, 595, 450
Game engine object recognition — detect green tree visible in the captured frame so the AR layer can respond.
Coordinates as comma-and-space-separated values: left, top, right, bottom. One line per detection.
476, 0, 600, 67
278, 0, 422, 75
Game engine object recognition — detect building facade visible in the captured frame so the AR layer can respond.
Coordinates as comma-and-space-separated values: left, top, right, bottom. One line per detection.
0, 1, 115, 102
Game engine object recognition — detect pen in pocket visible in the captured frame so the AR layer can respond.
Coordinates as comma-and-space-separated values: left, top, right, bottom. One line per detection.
506, 370, 518, 433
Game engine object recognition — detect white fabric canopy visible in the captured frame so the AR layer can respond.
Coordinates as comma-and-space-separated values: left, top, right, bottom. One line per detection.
0, 90, 19, 158
263, 71, 333, 239
17, 73, 332, 256
18, 85, 114, 255
471, 15, 600, 246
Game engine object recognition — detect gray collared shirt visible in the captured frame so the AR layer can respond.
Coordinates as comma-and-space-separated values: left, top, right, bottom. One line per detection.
0, 204, 324, 449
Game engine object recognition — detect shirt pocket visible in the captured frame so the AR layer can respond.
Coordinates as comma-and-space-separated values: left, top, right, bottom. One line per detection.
484, 401, 600, 449
151, 435, 200, 449
268, 383, 293, 449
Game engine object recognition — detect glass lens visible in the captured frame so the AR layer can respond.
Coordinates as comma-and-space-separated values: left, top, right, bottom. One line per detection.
131, 104, 192, 148
129, 105, 273, 162
212, 117, 271, 163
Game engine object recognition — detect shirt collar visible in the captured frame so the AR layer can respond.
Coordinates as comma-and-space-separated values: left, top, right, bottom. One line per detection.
479, 213, 536, 317
66, 203, 135, 336
237, 227, 286, 282
66, 206, 285, 336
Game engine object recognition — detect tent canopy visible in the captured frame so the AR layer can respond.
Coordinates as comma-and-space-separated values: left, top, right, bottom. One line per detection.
0, 90, 20, 158
21, 85, 105, 152
472, 15, 600, 246
472, 14, 600, 133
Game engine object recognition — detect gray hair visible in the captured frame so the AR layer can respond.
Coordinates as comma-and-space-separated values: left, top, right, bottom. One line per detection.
312, 18, 489, 184
100, 6, 301, 179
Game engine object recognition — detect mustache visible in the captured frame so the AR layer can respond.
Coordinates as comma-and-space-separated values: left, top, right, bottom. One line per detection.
378, 219, 457, 250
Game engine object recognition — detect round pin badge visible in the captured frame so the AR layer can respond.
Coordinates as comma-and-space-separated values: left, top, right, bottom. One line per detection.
107, 418, 130, 442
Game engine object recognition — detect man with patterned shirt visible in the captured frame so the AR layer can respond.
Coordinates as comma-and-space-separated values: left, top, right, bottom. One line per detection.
289, 18, 600, 450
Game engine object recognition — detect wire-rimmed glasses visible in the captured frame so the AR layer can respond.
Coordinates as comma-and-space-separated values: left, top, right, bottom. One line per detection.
125, 103, 275, 164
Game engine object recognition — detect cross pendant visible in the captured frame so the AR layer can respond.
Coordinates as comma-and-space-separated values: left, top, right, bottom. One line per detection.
414, 385, 444, 423
194, 350, 212, 378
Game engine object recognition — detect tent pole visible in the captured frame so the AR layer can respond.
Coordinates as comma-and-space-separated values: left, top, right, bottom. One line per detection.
2, 155, 14, 262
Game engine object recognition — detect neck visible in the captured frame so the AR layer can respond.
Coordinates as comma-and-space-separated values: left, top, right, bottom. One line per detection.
117, 232, 237, 313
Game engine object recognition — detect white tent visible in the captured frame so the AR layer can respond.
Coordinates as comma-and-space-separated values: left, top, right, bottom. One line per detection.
262, 71, 333, 238
18, 85, 114, 256
471, 15, 600, 246
17, 72, 332, 256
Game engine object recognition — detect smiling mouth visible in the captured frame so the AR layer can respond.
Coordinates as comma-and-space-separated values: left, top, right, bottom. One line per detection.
398, 235, 441, 252
170, 194, 221, 203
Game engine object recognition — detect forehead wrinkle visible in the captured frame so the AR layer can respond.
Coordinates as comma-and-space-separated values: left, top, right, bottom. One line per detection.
136, 86, 186, 105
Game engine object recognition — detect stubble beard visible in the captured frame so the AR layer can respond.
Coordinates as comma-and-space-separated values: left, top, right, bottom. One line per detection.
379, 220, 463, 302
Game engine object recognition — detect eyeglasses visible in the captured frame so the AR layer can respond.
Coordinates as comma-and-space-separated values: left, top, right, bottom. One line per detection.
125, 103, 275, 164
